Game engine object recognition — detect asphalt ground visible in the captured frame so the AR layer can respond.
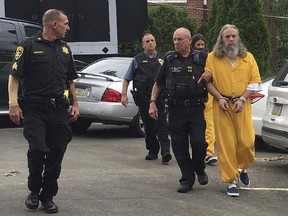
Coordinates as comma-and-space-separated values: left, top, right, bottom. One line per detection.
0, 123, 288, 216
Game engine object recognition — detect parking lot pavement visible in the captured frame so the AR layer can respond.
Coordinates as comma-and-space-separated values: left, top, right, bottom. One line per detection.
0, 125, 288, 216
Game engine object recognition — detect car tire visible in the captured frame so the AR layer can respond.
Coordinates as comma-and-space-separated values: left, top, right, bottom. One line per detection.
129, 112, 145, 138
70, 118, 92, 132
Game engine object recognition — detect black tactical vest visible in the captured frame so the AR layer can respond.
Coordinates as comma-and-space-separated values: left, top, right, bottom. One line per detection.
133, 52, 161, 94
165, 50, 207, 100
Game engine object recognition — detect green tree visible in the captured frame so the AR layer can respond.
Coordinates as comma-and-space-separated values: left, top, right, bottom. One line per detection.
203, 0, 237, 50
198, 0, 219, 50
275, 0, 288, 66
147, 5, 197, 53
232, 0, 271, 76
199, 0, 271, 76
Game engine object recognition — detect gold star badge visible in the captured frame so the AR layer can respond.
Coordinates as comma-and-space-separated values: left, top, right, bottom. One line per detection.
62, 46, 69, 54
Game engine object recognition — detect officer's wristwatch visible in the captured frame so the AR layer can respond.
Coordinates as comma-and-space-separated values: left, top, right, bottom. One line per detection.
149, 99, 156, 104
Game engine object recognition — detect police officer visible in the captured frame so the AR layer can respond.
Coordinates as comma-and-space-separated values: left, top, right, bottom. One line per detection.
149, 28, 209, 193
122, 33, 172, 163
8, 9, 79, 213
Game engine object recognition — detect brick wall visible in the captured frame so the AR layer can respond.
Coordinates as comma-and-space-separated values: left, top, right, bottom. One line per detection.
148, 0, 212, 26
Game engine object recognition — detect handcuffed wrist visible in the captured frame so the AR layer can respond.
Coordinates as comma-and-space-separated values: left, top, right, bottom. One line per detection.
239, 96, 246, 103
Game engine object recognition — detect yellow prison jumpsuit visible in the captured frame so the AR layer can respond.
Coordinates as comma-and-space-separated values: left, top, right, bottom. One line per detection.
204, 93, 216, 157
205, 52, 261, 183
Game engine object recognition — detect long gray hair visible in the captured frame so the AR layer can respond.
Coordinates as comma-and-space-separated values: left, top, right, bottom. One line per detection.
212, 24, 247, 58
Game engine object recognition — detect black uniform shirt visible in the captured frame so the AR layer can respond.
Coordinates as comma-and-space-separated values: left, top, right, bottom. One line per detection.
10, 33, 78, 97
155, 51, 192, 85
155, 50, 207, 85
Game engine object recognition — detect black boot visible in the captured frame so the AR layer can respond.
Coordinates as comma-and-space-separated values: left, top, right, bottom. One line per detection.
41, 197, 58, 213
25, 192, 39, 210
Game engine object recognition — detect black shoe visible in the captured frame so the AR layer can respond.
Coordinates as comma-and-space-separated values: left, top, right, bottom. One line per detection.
41, 198, 58, 213
25, 192, 39, 210
162, 152, 172, 163
145, 154, 158, 160
177, 184, 193, 193
197, 171, 208, 185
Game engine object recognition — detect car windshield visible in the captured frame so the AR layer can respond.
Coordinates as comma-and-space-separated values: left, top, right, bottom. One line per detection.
80, 59, 131, 78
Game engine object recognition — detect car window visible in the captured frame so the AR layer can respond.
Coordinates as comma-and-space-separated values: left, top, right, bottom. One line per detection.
24, 26, 41, 38
81, 59, 131, 78
0, 21, 18, 110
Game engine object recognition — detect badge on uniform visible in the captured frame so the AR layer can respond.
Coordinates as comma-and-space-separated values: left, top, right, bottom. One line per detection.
62, 46, 69, 54
15, 46, 24, 60
187, 66, 193, 73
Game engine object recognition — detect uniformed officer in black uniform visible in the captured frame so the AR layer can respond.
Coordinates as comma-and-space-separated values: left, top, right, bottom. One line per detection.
149, 27, 209, 193
122, 33, 172, 163
8, 9, 80, 213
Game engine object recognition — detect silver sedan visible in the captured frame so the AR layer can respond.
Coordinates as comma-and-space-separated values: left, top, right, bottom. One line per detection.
71, 57, 144, 137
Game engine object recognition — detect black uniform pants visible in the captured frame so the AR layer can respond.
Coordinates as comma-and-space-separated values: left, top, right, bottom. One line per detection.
22, 101, 72, 199
138, 98, 170, 156
168, 104, 207, 185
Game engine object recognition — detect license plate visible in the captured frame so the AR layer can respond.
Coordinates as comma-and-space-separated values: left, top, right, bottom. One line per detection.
271, 103, 283, 116
75, 87, 90, 97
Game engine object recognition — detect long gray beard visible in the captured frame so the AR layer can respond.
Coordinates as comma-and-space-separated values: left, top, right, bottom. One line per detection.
223, 44, 239, 59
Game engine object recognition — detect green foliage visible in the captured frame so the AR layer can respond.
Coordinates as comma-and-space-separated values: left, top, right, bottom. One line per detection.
147, 5, 197, 53
201, 0, 219, 50
119, 4, 197, 54
118, 39, 143, 55
199, 0, 271, 76
232, 0, 271, 76
275, 0, 288, 67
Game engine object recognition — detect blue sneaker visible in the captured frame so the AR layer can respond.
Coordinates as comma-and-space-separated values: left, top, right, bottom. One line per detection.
227, 185, 239, 197
240, 171, 250, 187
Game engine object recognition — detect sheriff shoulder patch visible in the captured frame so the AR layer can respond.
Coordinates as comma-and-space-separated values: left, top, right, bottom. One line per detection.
15, 46, 24, 60
12, 62, 18, 70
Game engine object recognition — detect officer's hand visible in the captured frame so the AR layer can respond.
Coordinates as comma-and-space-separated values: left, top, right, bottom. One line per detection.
217, 98, 228, 111
197, 72, 212, 84
9, 106, 23, 125
69, 104, 80, 122
149, 103, 158, 120
121, 95, 128, 107
233, 100, 244, 113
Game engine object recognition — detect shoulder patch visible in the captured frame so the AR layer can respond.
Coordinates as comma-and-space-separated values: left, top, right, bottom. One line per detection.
15, 46, 24, 60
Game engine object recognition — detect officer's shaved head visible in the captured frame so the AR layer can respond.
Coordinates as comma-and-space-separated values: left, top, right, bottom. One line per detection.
42, 9, 65, 27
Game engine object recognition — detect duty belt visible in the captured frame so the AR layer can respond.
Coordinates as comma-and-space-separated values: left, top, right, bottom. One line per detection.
25, 95, 66, 108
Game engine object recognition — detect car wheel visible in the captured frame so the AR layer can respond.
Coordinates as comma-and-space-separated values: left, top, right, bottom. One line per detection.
70, 118, 92, 132
129, 112, 145, 137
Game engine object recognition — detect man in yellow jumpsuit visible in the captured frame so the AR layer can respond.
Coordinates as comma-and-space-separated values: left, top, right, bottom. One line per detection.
205, 24, 262, 197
